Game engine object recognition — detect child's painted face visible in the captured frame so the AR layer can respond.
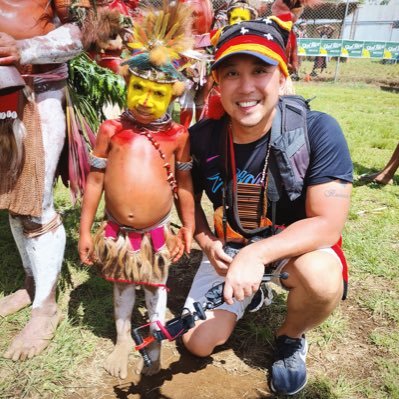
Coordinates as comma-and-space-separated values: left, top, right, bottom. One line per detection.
229, 7, 251, 24
127, 75, 173, 123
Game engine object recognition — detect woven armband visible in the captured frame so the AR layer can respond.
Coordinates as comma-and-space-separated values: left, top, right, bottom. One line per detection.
89, 153, 108, 169
176, 158, 193, 171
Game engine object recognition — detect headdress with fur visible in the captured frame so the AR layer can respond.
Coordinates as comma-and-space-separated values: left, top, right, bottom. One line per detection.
121, 1, 194, 96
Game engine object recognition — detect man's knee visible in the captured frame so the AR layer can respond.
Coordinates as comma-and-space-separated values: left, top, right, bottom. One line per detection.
287, 252, 343, 301
182, 310, 236, 357
182, 329, 215, 357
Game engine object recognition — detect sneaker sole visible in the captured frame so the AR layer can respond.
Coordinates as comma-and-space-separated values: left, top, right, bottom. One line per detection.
270, 376, 308, 396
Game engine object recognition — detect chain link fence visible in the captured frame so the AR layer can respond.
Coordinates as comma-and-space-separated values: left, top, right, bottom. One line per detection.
208, 0, 399, 86
148, 0, 398, 86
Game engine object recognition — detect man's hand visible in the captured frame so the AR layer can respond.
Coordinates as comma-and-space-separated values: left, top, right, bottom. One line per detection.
0, 32, 21, 65
203, 240, 233, 276
78, 233, 95, 266
223, 246, 265, 305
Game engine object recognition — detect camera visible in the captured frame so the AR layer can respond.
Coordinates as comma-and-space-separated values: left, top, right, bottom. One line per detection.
223, 241, 245, 258
223, 236, 264, 258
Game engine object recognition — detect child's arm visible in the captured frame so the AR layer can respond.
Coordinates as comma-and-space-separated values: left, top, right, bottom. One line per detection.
174, 128, 195, 259
78, 121, 114, 265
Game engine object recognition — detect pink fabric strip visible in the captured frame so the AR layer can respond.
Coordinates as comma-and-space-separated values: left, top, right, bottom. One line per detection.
150, 226, 166, 252
104, 221, 165, 252
104, 220, 119, 240
104, 220, 142, 250
127, 231, 142, 251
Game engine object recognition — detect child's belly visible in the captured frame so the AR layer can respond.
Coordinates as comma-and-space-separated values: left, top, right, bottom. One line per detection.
104, 161, 174, 228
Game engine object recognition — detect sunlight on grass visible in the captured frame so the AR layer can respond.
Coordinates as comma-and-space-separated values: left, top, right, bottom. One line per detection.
376, 358, 399, 399
313, 307, 348, 348
360, 289, 399, 322
370, 329, 399, 356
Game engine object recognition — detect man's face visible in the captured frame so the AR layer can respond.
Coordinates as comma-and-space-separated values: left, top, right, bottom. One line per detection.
127, 75, 173, 123
229, 7, 251, 24
217, 54, 285, 130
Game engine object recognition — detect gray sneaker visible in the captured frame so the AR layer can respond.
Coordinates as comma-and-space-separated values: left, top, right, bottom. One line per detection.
247, 284, 273, 313
270, 335, 308, 395
247, 286, 265, 312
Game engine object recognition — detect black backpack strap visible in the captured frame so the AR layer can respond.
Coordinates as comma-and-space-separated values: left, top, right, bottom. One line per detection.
268, 104, 283, 203
269, 95, 311, 202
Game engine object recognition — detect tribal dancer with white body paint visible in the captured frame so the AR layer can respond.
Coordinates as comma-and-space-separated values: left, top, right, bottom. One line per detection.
0, 0, 89, 362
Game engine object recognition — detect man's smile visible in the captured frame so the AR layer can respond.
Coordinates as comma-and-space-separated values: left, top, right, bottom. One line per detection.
237, 100, 261, 108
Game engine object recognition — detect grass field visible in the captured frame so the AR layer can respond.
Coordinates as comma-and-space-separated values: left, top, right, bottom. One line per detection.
298, 58, 399, 87
0, 63, 398, 398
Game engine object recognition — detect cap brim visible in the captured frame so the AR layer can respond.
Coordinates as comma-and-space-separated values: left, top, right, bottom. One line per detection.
211, 51, 279, 70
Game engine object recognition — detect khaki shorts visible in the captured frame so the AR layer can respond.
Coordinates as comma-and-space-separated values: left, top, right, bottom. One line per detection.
183, 248, 342, 321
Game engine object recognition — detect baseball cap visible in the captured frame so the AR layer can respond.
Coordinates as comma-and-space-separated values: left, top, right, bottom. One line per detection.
211, 15, 292, 79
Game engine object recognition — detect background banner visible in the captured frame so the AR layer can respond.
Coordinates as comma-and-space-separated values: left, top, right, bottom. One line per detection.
297, 38, 399, 59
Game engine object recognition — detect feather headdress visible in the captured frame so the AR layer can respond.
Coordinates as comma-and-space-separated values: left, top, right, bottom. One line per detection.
121, 1, 194, 92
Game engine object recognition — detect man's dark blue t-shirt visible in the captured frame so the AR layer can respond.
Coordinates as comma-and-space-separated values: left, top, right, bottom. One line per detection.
190, 110, 353, 227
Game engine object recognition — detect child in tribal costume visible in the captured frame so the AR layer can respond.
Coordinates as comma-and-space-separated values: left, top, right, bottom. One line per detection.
78, 2, 195, 378
226, 0, 259, 24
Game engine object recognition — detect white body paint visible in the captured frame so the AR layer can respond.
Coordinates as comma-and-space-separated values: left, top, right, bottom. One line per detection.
112, 281, 168, 373
19, 24, 83, 65
8, 22, 83, 308
9, 88, 66, 309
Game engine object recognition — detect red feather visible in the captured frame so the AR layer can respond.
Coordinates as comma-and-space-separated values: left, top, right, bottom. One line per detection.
202, 87, 225, 120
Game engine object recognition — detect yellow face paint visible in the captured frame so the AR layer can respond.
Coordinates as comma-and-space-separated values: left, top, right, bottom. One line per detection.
229, 8, 251, 24
127, 75, 174, 123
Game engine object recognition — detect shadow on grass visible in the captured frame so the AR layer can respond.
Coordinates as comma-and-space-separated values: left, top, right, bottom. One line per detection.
60, 206, 116, 338
293, 378, 340, 399
0, 211, 26, 295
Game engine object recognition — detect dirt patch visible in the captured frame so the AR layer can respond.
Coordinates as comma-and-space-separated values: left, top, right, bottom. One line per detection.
66, 250, 388, 399
73, 342, 270, 399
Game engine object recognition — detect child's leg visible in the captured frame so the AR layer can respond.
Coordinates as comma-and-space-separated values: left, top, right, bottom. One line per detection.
135, 286, 167, 376
104, 282, 135, 379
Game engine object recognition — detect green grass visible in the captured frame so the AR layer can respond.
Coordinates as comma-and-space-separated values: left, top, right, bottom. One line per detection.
1, 79, 399, 398
298, 58, 399, 87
